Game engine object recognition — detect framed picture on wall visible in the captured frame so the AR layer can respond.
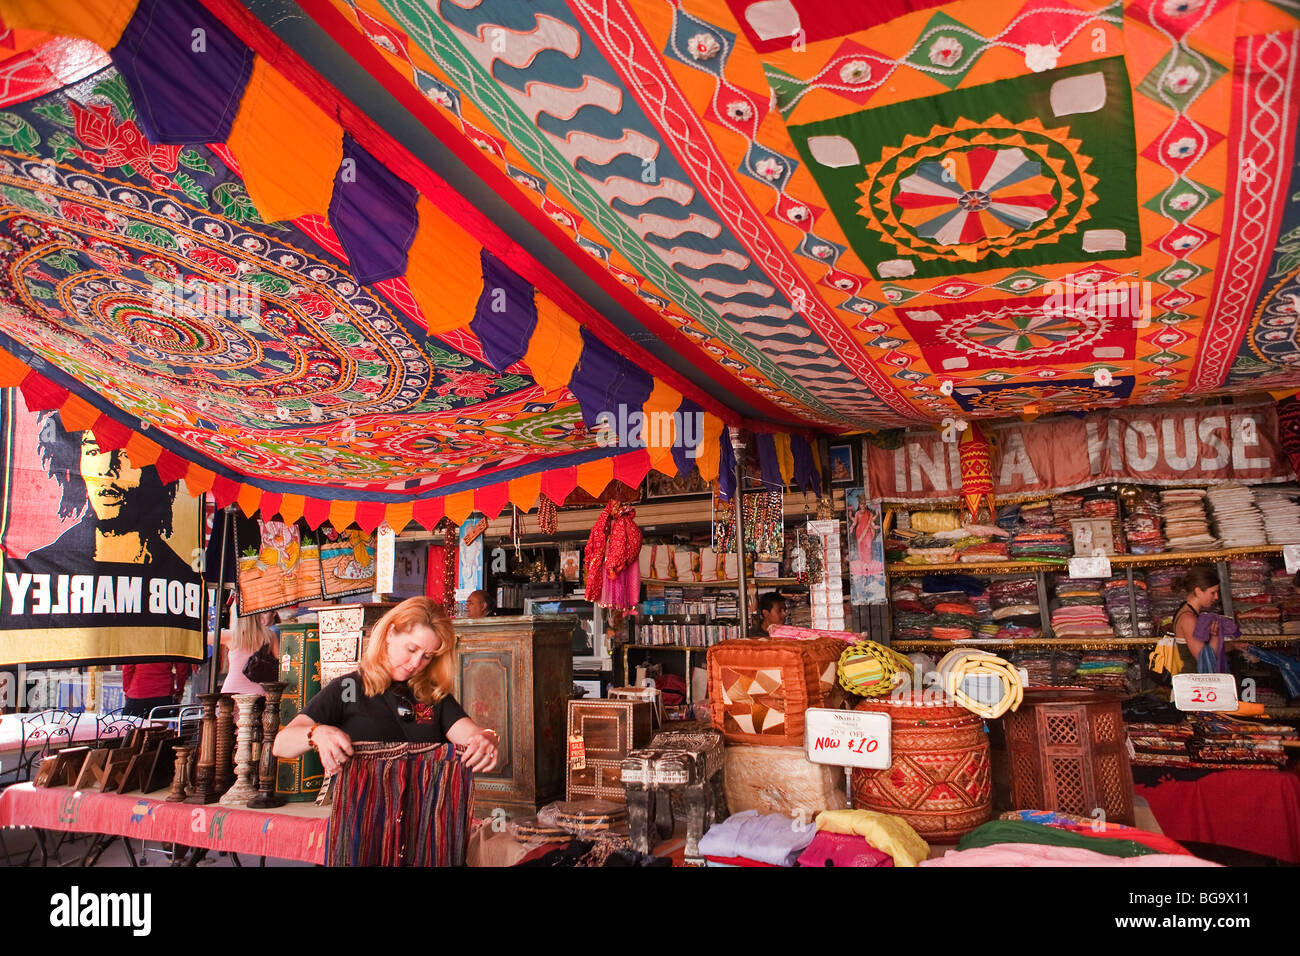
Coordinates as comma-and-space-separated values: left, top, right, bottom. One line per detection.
828, 443, 858, 486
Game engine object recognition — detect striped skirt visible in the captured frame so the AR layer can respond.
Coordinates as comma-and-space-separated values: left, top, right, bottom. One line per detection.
325, 741, 474, 866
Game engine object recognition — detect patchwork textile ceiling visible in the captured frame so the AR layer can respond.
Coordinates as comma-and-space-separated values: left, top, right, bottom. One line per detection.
0, 0, 1299, 521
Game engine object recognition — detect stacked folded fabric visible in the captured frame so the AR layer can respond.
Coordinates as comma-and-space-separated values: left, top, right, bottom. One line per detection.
958, 541, 1009, 563
904, 533, 958, 565
1235, 604, 1282, 636
1121, 487, 1166, 554
1010, 649, 1079, 685
1055, 576, 1106, 607
1082, 495, 1125, 553
996, 623, 1042, 642
1050, 494, 1084, 536
1160, 488, 1219, 551
698, 810, 816, 867
1145, 567, 1189, 632
1125, 721, 1195, 767
1050, 605, 1114, 639
1228, 558, 1271, 605
1103, 578, 1154, 638
1185, 715, 1298, 769
1074, 651, 1135, 692
1009, 531, 1072, 560
1255, 487, 1300, 545
921, 818, 1210, 866
1205, 484, 1267, 548
1268, 569, 1300, 633
988, 577, 1042, 626
891, 581, 935, 640
1016, 499, 1056, 531
931, 601, 979, 641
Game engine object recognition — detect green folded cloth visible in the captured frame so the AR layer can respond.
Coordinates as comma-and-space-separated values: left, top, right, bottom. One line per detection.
956, 820, 1158, 858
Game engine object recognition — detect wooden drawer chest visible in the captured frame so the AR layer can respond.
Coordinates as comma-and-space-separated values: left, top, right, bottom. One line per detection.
566, 699, 654, 802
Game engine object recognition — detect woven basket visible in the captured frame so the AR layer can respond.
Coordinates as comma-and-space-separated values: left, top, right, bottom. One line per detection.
849, 693, 992, 842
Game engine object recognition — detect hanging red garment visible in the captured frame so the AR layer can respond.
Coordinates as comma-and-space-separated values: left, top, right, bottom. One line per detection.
584, 501, 615, 603
425, 544, 449, 610
602, 504, 642, 611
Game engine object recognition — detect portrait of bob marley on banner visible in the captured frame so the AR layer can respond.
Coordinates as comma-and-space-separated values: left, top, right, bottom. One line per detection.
0, 388, 203, 667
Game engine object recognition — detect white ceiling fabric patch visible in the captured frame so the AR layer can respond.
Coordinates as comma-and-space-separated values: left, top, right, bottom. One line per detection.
1050, 72, 1107, 116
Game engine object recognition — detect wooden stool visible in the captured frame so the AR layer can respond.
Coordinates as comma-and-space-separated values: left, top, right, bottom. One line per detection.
621, 732, 726, 864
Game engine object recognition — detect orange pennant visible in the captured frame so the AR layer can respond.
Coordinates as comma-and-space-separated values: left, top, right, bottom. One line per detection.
58, 393, 101, 432
123, 432, 160, 467
407, 196, 483, 334
1, 0, 138, 50
237, 483, 263, 519
384, 501, 414, 533
522, 297, 583, 393
183, 465, 215, 499
444, 491, 474, 526
328, 498, 358, 531
508, 472, 541, 512
278, 493, 305, 525
227, 56, 343, 223
576, 458, 614, 497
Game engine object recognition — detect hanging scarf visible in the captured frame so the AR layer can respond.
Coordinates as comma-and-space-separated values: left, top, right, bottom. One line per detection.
602, 505, 643, 611
325, 741, 473, 867
584, 500, 616, 603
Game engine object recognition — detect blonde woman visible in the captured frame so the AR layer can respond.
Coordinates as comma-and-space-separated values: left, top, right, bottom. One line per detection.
272, 597, 499, 772
221, 610, 280, 695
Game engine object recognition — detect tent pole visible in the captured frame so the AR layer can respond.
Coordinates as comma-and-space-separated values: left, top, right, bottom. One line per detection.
208, 506, 234, 695
731, 428, 750, 638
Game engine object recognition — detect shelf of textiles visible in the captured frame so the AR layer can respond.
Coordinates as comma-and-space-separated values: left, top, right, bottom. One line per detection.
885, 481, 1300, 571
1127, 714, 1299, 772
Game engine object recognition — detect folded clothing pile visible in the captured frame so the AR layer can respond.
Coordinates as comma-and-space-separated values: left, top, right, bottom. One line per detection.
1016, 499, 1056, 531
1055, 576, 1106, 607
989, 577, 1042, 624
1082, 495, 1126, 553
891, 581, 934, 640
1009, 531, 1071, 560
1185, 715, 1298, 769
1228, 558, 1271, 606
1010, 649, 1080, 686
1050, 494, 1084, 536
1103, 578, 1155, 638
1255, 486, 1300, 545
909, 511, 962, 534
921, 818, 1208, 866
959, 541, 1009, 563
997, 623, 1043, 642
1122, 487, 1166, 554
1074, 651, 1136, 692
1206, 484, 1267, 548
903, 533, 958, 565
931, 601, 980, 641
1145, 567, 1189, 632
1050, 605, 1114, 640
1235, 603, 1282, 636
1269, 570, 1300, 633
698, 810, 817, 867
1160, 488, 1218, 551
1127, 720, 1195, 767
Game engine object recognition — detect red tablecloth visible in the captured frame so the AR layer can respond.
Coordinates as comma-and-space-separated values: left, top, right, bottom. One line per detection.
0, 784, 330, 863
1134, 769, 1300, 864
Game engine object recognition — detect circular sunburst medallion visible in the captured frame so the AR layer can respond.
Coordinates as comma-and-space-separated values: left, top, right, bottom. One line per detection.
857, 116, 1099, 264
938, 304, 1109, 360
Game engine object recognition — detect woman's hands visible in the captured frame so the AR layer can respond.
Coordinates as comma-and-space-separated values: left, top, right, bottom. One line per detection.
460, 729, 499, 772
311, 724, 354, 774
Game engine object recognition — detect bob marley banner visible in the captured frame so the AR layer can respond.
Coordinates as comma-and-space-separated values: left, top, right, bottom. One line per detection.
0, 389, 203, 666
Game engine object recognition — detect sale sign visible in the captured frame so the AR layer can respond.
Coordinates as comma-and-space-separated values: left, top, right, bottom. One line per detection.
804, 708, 892, 769
1172, 673, 1239, 712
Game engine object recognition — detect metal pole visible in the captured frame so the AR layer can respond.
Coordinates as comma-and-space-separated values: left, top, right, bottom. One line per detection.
731, 428, 750, 638
208, 505, 234, 695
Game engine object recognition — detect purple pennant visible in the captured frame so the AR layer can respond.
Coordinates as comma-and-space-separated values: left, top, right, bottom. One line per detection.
469, 250, 537, 371
791, 435, 820, 492
329, 135, 419, 285
111, 0, 254, 144
755, 433, 783, 490
718, 427, 736, 500
671, 397, 704, 478
569, 328, 652, 429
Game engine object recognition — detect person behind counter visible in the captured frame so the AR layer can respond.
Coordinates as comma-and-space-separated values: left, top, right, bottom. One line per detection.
272, 596, 499, 772
221, 610, 279, 696
753, 593, 787, 638
1173, 566, 1225, 672
465, 589, 489, 619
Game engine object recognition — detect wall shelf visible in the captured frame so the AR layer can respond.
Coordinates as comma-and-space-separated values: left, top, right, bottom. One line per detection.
885, 545, 1285, 577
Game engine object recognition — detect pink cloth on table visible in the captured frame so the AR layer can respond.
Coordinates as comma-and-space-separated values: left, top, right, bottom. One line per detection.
797, 831, 894, 867
920, 843, 1220, 867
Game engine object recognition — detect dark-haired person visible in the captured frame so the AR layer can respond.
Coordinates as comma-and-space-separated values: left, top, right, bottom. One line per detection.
754, 592, 787, 638
27, 412, 190, 579
465, 589, 489, 619
1173, 566, 1224, 672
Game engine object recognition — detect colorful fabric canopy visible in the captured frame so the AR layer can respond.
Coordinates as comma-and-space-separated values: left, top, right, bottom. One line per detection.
1, 0, 1298, 522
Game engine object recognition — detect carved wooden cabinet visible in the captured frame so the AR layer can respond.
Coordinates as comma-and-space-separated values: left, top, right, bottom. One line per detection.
453, 615, 573, 819
276, 623, 323, 801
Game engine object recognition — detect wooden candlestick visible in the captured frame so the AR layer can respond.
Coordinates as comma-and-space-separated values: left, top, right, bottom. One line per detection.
186, 693, 221, 804
250, 696, 265, 767
219, 694, 261, 806
214, 693, 236, 795
248, 682, 287, 809
165, 745, 194, 802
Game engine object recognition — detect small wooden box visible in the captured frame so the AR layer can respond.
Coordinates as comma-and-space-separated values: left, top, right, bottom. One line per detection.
566, 699, 653, 802
319, 635, 360, 663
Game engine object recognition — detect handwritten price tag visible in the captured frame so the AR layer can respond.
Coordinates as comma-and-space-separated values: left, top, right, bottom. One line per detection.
804, 708, 891, 770
1068, 554, 1111, 579
1284, 545, 1300, 575
1172, 673, 1238, 712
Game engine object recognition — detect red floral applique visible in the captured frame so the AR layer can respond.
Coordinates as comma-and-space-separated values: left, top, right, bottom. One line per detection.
414, 702, 435, 724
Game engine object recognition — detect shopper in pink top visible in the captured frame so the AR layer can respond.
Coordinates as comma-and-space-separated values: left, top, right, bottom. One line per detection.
221, 611, 280, 695
122, 661, 190, 717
